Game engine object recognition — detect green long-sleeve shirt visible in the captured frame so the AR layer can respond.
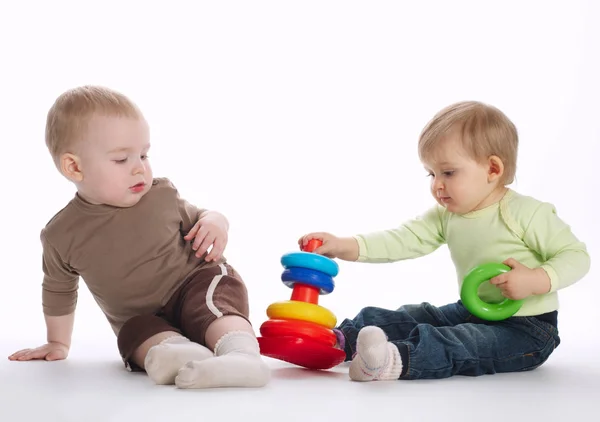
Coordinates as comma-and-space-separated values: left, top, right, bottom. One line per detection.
354, 189, 591, 316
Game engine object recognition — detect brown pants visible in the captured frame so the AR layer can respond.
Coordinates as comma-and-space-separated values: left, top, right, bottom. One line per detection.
117, 262, 249, 371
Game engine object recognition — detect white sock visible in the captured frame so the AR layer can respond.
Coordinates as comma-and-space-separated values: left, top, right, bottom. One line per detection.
144, 336, 213, 385
175, 331, 270, 389
349, 326, 403, 382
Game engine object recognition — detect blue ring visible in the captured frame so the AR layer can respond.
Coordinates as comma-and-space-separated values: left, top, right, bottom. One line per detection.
280, 252, 339, 277
281, 267, 335, 294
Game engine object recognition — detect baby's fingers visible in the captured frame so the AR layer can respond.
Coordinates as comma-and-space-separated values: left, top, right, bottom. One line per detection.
8, 348, 32, 360
195, 233, 215, 258
489, 274, 507, 286
300, 233, 324, 247
18, 349, 48, 361
313, 243, 336, 258
205, 236, 225, 262
184, 221, 201, 240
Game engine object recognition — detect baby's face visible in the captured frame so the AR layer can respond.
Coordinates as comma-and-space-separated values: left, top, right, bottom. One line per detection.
422, 134, 501, 214
75, 115, 153, 207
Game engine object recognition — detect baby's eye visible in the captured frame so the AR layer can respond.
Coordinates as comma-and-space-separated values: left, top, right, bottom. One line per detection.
442, 171, 455, 177
141, 154, 149, 160
114, 158, 127, 164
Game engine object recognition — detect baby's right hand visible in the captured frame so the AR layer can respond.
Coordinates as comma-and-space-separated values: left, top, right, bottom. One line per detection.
298, 232, 359, 261
8, 342, 69, 362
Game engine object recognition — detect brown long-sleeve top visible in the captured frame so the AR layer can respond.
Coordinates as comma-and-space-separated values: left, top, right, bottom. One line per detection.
40, 177, 221, 335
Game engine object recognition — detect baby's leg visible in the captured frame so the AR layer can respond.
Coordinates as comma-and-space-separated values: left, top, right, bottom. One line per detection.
117, 315, 212, 385
336, 301, 468, 361
348, 314, 560, 381
170, 263, 270, 389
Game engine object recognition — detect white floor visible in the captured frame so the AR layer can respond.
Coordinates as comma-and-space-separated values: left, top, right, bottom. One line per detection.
1, 340, 598, 422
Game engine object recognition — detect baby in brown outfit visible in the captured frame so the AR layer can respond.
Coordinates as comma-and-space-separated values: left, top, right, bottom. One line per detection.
8, 85, 270, 389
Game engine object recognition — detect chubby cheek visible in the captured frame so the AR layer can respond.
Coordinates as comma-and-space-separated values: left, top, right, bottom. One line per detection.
447, 177, 468, 198
443, 181, 457, 199
95, 167, 124, 193
101, 166, 123, 182
144, 164, 153, 182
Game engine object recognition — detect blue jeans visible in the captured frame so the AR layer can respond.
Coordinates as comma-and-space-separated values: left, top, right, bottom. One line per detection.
337, 301, 560, 380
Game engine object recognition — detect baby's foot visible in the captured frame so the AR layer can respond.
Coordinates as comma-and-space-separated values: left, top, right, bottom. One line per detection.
348, 326, 403, 381
175, 331, 270, 389
175, 354, 270, 389
144, 336, 213, 385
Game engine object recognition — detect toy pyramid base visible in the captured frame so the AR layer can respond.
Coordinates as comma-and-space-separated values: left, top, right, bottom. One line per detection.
258, 336, 346, 370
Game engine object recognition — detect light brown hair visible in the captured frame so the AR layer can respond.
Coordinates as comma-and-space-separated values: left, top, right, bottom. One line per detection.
45, 85, 142, 167
418, 101, 518, 184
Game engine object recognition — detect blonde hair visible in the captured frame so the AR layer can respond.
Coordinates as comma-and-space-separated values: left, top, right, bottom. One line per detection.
45, 85, 142, 167
418, 101, 518, 184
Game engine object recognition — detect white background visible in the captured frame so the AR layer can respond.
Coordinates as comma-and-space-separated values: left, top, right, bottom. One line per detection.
0, 1, 598, 418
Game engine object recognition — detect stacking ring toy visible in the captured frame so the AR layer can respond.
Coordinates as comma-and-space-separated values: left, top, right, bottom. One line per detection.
281, 267, 335, 294
258, 336, 346, 370
267, 300, 337, 328
281, 251, 339, 277
460, 262, 524, 321
257, 239, 346, 370
303, 239, 322, 253
260, 319, 337, 347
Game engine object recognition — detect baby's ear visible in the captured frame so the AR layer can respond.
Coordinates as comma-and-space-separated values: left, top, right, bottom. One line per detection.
60, 153, 84, 182
487, 155, 504, 182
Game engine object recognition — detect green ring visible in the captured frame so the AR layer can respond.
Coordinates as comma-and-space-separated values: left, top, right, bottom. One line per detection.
460, 263, 524, 321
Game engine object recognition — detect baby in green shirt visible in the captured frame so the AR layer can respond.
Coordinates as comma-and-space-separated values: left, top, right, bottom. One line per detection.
299, 101, 590, 381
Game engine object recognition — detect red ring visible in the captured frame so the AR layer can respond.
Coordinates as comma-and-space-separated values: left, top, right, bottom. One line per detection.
258, 336, 346, 370
259, 318, 337, 347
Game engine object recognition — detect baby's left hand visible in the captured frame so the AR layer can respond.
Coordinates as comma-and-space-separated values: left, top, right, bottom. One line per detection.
489, 258, 551, 300
184, 211, 229, 262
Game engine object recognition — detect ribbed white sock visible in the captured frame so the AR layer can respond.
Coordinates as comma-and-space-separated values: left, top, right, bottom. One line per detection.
175, 331, 270, 389
349, 326, 403, 382
144, 336, 213, 385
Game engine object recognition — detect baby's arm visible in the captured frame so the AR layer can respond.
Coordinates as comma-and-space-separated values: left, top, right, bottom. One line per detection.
9, 231, 79, 361
354, 205, 447, 263
9, 313, 74, 361
46, 313, 74, 349
523, 202, 591, 292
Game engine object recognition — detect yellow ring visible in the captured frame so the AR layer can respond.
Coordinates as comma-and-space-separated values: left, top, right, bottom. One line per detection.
266, 300, 337, 329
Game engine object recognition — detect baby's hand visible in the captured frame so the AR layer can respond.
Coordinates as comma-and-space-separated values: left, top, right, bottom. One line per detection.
184, 211, 229, 262
8, 342, 69, 362
298, 232, 360, 261
489, 258, 551, 300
